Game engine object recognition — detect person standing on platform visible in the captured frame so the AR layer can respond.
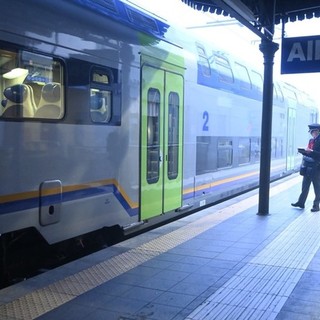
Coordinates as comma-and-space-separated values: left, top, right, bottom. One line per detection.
292, 123, 320, 212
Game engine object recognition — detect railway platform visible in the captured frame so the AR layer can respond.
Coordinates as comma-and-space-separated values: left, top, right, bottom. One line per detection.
1, 173, 320, 320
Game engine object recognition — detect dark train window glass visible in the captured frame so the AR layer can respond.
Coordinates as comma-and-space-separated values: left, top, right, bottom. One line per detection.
218, 138, 233, 168
0, 50, 64, 120
167, 92, 179, 180
235, 63, 251, 90
90, 88, 112, 123
271, 137, 277, 158
238, 138, 250, 165
214, 55, 234, 84
196, 45, 211, 77
272, 137, 283, 158
251, 138, 260, 162
147, 88, 160, 184
278, 138, 284, 158
196, 136, 216, 175
90, 69, 113, 123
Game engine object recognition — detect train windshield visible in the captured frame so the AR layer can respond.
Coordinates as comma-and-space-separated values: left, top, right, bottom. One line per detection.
0, 50, 64, 119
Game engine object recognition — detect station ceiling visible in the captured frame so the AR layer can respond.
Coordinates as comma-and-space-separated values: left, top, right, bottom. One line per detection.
182, 0, 320, 39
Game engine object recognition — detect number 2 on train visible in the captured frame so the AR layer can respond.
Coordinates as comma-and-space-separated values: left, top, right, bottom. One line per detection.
203, 111, 209, 131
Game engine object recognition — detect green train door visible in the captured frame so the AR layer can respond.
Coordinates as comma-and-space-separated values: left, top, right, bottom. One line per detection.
140, 65, 184, 220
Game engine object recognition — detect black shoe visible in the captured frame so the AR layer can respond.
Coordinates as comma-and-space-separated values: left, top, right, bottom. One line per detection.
291, 202, 305, 209
311, 207, 319, 212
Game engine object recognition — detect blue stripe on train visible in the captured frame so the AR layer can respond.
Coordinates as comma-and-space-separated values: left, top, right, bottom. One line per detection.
71, 0, 169, 40
183, 174, 259, 201
0, 183, 138, 217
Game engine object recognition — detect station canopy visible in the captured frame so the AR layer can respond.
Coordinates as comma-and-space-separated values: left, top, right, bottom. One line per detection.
181, 0, 320, 39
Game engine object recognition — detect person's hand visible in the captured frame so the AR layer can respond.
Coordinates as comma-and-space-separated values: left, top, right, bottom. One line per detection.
305, 147, 313, 153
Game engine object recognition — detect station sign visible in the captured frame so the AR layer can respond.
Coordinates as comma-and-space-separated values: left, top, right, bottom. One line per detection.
281, 35, 320, 74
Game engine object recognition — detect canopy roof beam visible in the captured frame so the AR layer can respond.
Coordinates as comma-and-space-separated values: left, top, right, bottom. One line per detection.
210, 0, 272, 40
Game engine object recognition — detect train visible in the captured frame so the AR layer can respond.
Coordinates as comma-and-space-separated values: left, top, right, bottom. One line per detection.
0, 0, 318, 285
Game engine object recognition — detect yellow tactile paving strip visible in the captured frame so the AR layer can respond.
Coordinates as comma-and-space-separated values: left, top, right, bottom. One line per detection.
0, 176, 301, 320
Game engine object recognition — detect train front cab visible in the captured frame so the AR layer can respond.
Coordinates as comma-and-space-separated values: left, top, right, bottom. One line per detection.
139, 55, 184, 221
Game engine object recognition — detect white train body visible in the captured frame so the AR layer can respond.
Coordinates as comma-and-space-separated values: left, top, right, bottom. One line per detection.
0, 0, 317, 248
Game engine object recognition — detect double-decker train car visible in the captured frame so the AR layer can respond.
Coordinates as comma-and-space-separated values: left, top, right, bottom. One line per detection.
0, 0, 318, 284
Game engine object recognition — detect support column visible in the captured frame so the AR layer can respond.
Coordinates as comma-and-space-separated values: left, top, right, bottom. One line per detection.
257, 39, 279, 215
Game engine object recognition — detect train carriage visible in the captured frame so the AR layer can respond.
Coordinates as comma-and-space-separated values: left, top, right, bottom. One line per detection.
0, 0, 317, 286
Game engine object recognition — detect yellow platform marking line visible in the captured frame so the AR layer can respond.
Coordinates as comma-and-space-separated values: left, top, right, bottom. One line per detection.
0, 175, 301, 320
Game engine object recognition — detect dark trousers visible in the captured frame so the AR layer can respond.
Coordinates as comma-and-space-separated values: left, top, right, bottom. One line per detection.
298, 169, 320, 207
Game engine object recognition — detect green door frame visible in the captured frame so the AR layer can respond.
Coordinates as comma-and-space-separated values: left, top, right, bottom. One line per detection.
140, 63, 184, 220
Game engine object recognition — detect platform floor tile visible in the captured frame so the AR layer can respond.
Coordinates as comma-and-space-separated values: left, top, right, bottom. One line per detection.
2, 175, 320, 320
185, 208, 320, 320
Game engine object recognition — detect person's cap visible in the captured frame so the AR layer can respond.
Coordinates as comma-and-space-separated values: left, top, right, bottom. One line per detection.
308, 123, 320, 132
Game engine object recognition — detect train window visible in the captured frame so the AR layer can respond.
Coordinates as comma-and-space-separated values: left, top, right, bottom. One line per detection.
271, 138, 277, 158
274, 83, 284, 103
90, 70, 113, 123
310, 113, 318, 124
272, 137, 283, 158
217, 138, 233, 168
93, 72, 110, 84
147, 88, 160, 184
90, 89, 112, 123
250, 71, 263, 92
167, 92, 179, 180
196, 45, 211, 77
196, 136, 216, 175
282, 86, 298, 108
0, 50, 64, 119
250, 138, 260, 162
234, 63, 251, 90
214, 54, 234, 84
278, 138, 284, 158
238, 138, 250, 165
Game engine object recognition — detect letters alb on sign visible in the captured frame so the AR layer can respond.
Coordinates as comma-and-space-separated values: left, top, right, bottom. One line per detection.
281, 35, 320, 74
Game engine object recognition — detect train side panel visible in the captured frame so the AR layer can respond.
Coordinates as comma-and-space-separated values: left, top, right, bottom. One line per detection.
0, 1, 146, 243
0, 0, 318, 251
